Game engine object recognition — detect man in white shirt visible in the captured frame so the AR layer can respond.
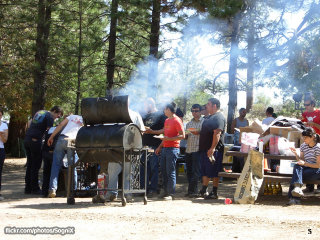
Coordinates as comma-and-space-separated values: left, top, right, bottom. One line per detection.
47, 114, 83, 198
106, 109, 145, 202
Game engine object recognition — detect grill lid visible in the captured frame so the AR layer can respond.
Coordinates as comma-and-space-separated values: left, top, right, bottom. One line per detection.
81, 96, 134, 125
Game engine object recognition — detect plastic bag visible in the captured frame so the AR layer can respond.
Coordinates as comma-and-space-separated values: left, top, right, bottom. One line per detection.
234, 150, 264, 204
240, 132, 260, 153
278, 137, 295, 156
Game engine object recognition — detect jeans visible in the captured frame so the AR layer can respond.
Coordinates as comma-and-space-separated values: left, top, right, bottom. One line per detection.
106, 162, 131, 198
185, 151, 201, 194
0, 148, 5, 191
288, 164, 320, 199
140, 146, 159, 193
49, 135, 78, 191
24, 138, 42, 192
160, 147, 179, 196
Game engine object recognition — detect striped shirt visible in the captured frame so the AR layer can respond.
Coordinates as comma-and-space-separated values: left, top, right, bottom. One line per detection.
300, 143, 320, 164
186, 117, 204, 153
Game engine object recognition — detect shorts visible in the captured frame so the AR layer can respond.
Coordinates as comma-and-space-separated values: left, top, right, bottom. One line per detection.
200, 150, 223, 178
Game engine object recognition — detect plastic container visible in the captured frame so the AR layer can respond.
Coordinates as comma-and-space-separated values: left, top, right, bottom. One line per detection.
224, 198, 232, 204
259, 140, 263, 153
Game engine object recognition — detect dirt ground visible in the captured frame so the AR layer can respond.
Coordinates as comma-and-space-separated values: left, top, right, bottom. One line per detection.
1, 158, 320, 240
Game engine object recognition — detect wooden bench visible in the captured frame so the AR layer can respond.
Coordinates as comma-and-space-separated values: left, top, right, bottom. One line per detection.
219, 172, 291, 182
219, 171, 320, 184
218, 171, 320, 196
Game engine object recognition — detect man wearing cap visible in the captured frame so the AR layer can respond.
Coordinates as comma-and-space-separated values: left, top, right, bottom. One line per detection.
185, 104, 203, 197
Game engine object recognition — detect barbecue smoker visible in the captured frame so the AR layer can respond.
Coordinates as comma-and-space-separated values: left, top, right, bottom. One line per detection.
66, 96, 147, 206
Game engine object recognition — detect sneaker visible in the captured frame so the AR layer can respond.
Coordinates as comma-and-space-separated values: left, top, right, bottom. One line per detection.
126, 195, 134, 203
109, 194, 117, 202
158, 192, 168, 199
302, 188, 314, 193
291, 187, 304, 198
287, 198, 301, 205
204, 191, 218, 200
92, 195, 106, 203
199, 187, 209, 198
163, 195, 173, 201
48, 189, 56, 198
189, 193, 200, 198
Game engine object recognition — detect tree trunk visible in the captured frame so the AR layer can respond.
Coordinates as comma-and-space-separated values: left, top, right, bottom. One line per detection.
75, 0, 83, 114
31, 0, 53, 116
246, 9, 255, 113
5, 112, 28, 157
227, 15, 240, 133
148, 0, 161, 97
106, 0, 119, 96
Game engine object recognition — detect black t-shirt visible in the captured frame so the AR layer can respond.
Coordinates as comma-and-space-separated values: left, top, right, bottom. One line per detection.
25, 110, 54, 140
142, 111, 167, 147
199, 112, 226, 151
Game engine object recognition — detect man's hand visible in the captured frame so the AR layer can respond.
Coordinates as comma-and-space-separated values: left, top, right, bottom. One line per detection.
306, 121, 315, 127
144, 129, 153, 134
47, 136, 54, 146
207, 147, 214, 158
155, 146, 162, 155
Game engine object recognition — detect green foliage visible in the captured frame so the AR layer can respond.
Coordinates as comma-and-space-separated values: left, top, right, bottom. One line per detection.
0, 1, 37, 119
207, 0, 245, 19
247, 94, 301, 122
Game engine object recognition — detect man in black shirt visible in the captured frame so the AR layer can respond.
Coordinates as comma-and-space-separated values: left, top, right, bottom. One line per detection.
141, 98, 166, 197
199, 98, 226, 199
24, 106, 63, 194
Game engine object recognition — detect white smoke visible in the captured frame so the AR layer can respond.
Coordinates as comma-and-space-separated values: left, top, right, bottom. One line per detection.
119, 16, 225, 114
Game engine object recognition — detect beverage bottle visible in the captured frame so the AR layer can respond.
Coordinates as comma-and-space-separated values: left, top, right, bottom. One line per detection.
277, 182, 282, 195
264, 182, 268, 195
272, 182, 278, 195
259, 140, 264, 153
267, 182, 272, 195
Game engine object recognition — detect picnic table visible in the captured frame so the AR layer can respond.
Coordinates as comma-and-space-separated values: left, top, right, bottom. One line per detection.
225, 151, 296, 160
219, 150, 320, 196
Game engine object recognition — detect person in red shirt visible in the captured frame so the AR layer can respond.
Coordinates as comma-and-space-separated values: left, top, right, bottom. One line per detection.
301, 94, 320, 193
302, 96, 320, 134
149, 102, 185, 200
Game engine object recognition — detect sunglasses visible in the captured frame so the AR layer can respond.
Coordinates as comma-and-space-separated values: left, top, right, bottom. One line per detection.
304, 103, 311, 107
191, 110, 200, 112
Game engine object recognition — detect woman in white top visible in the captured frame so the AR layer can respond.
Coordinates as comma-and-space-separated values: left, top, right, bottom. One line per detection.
0, 108, 9, 201
288, 127, 320, 205
262, 107, 275, 126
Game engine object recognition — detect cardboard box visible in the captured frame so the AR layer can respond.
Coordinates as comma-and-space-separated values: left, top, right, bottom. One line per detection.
239, 126, 254, 143
269, 126, 292, 138
279, 160, 296, 174
251, 119, 264, 135
287, 130, 302, 147
223, 144, 233, 164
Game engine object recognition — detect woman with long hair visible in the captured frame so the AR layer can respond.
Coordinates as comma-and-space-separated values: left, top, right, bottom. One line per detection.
288, 127, 320, 205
